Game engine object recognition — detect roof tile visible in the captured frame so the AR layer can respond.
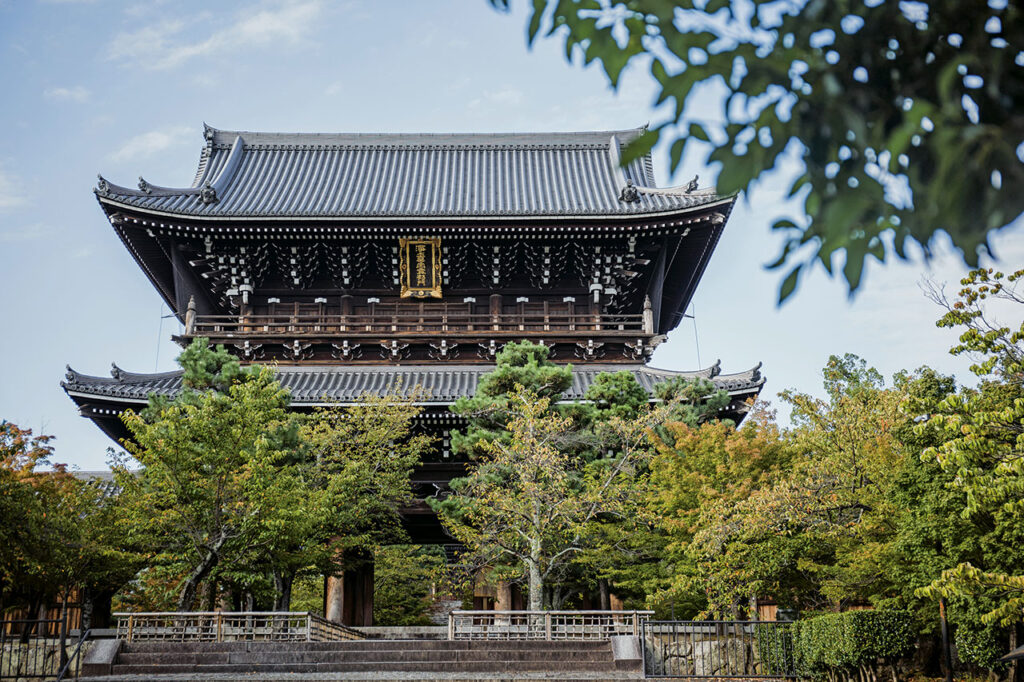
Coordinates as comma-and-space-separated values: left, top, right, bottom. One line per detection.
96, 127, 725, 220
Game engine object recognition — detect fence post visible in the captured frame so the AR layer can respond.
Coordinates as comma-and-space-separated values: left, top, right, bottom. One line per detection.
126, 614, 134, 643
632, 611, 639, 636
216, 613, 223, 642
447, 613, 455, 641
545, 613, 552, 641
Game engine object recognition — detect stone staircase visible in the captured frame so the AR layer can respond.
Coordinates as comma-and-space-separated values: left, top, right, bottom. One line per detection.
83, 638, 644, 680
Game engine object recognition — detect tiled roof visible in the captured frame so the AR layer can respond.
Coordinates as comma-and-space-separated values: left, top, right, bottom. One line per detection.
62, 361, 763, 406
71, 470, 120, 498
94, 126, 728, 220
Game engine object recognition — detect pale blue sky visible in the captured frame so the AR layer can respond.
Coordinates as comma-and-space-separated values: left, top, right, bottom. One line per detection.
1, 0, 1020, 470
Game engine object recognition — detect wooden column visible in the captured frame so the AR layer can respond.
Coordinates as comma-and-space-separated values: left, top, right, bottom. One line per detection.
325, 550, 374, 627
489, 294, 502, 332
340, 294, 353, 332
495, 581, 514, 611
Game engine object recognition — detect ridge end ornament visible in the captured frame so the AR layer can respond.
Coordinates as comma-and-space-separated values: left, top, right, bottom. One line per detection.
398, 237, 442, 298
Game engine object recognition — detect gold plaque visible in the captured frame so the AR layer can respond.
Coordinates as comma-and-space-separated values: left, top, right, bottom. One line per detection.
399, 237, 442, 298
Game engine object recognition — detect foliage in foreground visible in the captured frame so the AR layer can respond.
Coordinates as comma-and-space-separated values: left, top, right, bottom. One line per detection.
491, 0, 1022, 299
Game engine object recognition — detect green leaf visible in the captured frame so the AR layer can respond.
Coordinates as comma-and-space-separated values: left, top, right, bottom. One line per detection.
669, 137, 686, 173
621, 128, 660, 166
688, 122, 710, 142
778, 265, 801, 304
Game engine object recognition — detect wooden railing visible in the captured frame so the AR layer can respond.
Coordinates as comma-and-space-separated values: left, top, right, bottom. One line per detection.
113, 612, 364, 642
447, 610, 653, 641
186, 312, 648, 337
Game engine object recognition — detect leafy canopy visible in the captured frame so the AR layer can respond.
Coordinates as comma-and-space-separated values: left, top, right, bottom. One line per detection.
490, 0, 1023, 300
436, 386, 658, 611
917, 268, 1024, 626
116, 338, 308, 610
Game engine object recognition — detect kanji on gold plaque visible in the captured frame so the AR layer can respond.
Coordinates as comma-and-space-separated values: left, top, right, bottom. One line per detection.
398, 237, 442, 298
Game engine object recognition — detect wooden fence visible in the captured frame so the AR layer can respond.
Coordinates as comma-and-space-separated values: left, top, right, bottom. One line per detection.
113, 612, 364, 642
447, 610, 653, 640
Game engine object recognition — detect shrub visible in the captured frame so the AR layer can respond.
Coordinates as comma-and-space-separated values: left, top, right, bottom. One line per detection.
955, 620, 1007, 671
792, 610, 915, 678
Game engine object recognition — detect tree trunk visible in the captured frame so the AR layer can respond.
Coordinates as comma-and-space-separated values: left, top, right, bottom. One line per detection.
527, 560, 543, 611
81, 590, 94, 631
1010, 625, 1020, 682
272, 571, 295, 612
202, 579, 216, 611
598, 579, 611, 611
178, 550, 219, 611
58, 595, 69, 670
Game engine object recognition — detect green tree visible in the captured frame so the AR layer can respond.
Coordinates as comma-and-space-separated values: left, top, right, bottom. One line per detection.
451, 341, 572, 457
301, 391, 434, 606
918, 268, 1024, 626
491, 1, 1022, 299
0, 421, 55, 615
684, 355, 907, 614
115, 339, 308, 610
436, 387, 656, 610
0, 421, 135, 654
373, 545, 446, 626
645, 404, 794, 616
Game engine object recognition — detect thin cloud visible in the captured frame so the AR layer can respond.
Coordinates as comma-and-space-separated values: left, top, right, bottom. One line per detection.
108, 126, 195, 163
0, 164, 28, 210
468, 87, 525, 109
0, 224, 52, 242
44, 85, 91, 102
107, 0, 323, 70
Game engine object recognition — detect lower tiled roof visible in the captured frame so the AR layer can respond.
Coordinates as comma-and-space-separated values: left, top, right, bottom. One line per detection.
62, 361, 763, 406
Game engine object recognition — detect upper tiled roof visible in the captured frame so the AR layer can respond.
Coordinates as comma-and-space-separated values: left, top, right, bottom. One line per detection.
94, 125, 728, 220
63, 361, 763, 407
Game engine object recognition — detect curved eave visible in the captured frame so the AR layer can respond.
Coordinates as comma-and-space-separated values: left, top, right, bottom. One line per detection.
62, 362, 765, 408
95, 193, 736, 224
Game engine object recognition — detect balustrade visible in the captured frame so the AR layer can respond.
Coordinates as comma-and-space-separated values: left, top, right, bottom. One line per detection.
113, 612, 364, 643
186, 311, 648, 338
447, 610, 652, 641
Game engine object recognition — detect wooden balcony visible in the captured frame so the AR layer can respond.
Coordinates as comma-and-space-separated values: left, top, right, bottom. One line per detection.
183, 311, 651, 341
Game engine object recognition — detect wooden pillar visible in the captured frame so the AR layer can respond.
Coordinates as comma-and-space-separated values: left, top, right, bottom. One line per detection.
495, 581, 514, 611
489, 294, 502, 332
340, 295, 353, 332
325, 551, 374, 627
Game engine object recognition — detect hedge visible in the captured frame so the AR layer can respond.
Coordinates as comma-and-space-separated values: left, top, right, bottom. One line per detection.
791, 610, 915, 676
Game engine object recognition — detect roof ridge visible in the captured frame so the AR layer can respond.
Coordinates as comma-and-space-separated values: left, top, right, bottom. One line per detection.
204, 126, 647, 148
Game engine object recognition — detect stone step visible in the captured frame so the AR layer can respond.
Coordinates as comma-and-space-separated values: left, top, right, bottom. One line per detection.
110, 660, 623, 674
88, 636, 643, 680
122, 639, 611, 653
117, 649, 611, 664
96, 667, 638, 675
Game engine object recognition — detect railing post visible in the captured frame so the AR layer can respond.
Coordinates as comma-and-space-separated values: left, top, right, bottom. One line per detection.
127, 614, 134, 642
216, 612, 223, 642
632, 611, 639, 636
448, 612, 455, 641
545, 613, 552, 641
184, 296, 196, 336
306, 614, 312, 642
